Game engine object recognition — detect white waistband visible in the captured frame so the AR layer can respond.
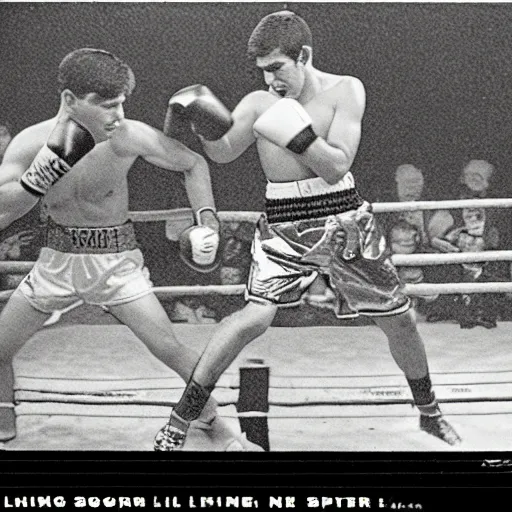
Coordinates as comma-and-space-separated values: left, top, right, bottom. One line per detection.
266, 173, 355, 200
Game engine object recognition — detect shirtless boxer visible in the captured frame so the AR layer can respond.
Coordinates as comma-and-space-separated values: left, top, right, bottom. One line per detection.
0, 48, 257, 450
154, 11, 462, 450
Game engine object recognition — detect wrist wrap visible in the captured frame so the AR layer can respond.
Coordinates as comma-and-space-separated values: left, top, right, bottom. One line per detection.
286, 125, 318, 154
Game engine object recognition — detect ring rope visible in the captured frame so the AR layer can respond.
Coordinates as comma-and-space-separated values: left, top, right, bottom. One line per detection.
2, 199, 512, 300
2, 250, 512, 275
392, 250, 512, 266
129, 198, 512, 223
370, 198, 512, 213
2, 281, 512, 303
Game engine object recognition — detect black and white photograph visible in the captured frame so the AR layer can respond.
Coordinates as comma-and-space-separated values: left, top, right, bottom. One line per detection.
1, 0, 512, 507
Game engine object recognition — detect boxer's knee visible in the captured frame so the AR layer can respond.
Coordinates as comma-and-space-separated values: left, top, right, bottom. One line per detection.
226, 302, 276, 341
374, 308, 420, 341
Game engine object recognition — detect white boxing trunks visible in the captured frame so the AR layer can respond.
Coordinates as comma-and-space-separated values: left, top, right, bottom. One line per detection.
18, 219, 153, 313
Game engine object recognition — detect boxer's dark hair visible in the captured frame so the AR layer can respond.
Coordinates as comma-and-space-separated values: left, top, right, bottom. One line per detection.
247, 11, 312, 61
58, 48, 135, 99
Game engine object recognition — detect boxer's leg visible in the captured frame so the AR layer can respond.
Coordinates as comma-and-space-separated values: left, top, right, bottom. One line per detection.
109, 292, 266, 451
0, 290, 51, 441
193, 301, 277, 388
108, 293, 217, 420
108, 293, 200, 382
154, 226, 311, 451
153, 301, 277, 452
373, 309, 428, 379
327, 208, 461, 445
373, 310, 461, 445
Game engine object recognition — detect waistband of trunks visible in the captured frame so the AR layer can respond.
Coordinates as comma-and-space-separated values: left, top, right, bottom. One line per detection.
265, 187, 365, 223
265, 174, 356, 200
45, 218, 138, 254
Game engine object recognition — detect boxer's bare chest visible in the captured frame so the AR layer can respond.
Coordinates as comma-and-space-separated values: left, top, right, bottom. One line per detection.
44, 142, 136, 226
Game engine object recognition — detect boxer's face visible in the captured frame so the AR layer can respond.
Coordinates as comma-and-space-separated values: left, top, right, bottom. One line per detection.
68, 92, 126, 141
256, 48, 306, 99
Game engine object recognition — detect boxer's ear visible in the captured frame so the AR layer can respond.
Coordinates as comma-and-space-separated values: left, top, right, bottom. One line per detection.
298, 46, 311, 65
62, 89, 77, 108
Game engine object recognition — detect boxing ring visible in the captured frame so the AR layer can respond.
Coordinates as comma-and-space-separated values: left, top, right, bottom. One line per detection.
2, 197, 512, 451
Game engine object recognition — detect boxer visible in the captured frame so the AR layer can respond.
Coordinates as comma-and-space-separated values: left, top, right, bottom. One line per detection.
153, 12, 462, 450
0, 48, 259, 451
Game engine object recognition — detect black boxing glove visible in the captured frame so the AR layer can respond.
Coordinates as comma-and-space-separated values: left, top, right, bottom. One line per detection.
163, 96, 194, 141
166, 85, 233, 141
20, 118, 95, 197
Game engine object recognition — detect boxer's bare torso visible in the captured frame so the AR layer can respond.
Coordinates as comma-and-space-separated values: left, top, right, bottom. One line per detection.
203, 71, 365, 184
256, 74, 351, 182
11, 119, 137, 227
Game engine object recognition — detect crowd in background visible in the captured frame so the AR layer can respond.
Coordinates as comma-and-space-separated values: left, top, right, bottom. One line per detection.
381, 159, 511, 329
2, 117, 512, 328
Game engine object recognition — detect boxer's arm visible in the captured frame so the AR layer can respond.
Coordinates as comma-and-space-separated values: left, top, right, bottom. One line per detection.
200, 91, 271, 163
124, 120, 216, 213
0, 131, 42, 230
301, 77, 365, 184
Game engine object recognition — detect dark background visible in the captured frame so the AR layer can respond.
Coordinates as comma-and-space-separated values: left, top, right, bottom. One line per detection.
2, 3, 512, 482
2, 2, 512, 286
3, 3, 512, 203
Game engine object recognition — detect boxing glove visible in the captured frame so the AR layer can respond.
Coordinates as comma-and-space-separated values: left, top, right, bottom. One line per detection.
20, 118, 95, 196
253, 98, 318, 154
179, 207, 222, 273
166, 85, 233, 141
163, 96, 194, 141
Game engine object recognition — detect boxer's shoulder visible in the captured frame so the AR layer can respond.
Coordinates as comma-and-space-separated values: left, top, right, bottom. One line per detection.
316, 74, 365, 99
108, 119, 154, 156
330, 75, 365, 103
311, 74, 365, 116
16, 118, 55, 144
3, 118, 55, 163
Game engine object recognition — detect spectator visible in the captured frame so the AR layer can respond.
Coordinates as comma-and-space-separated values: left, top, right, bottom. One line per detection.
385, 164, 453, 251
431, 159, 502, 248
171, 297, 217, 324
0, 230, 35, 290
388, 220, 438, 312
213, 220, 253, 320
459, 159, 495, 197
219, 221, 252, 281
426, 190, 506, 328
171, 220, 254, 323
389, 220, 424, 284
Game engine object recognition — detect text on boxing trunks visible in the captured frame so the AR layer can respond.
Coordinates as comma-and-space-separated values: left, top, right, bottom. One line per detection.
70, 227, 120, 250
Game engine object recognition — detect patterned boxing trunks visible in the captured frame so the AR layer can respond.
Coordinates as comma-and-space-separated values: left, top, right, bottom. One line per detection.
18, 218, 153, 313
247, 174, 410, 318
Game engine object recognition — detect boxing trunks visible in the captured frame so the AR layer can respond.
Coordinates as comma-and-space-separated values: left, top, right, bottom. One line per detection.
18, 218, 153, 313
247, 174, 410, 318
